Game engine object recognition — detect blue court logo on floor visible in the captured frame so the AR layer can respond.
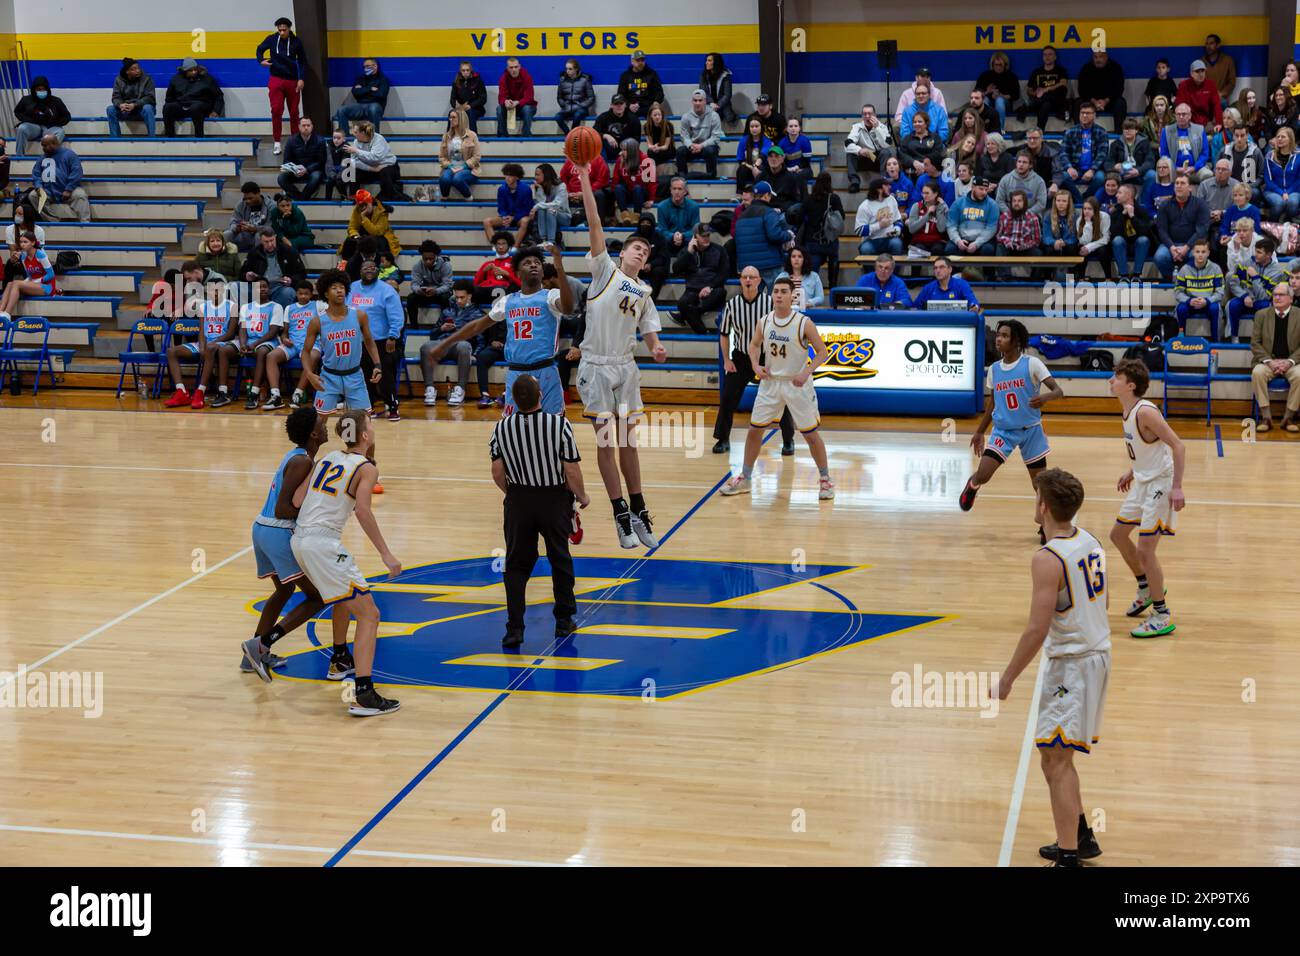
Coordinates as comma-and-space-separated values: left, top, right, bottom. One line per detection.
263, 556, 946, 700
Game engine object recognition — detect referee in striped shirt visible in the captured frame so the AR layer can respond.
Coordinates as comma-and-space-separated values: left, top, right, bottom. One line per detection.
713, 267, 795, 454
490, 374, 590, 649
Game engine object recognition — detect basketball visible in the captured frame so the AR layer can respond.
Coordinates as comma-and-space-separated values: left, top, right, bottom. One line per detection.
564, 125, 602, 165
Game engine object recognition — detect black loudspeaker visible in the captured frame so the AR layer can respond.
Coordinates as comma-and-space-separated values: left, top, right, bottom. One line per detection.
877, 40, 898, 70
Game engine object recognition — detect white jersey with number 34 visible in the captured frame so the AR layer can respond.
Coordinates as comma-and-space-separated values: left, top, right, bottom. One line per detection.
758, 310, 811, 379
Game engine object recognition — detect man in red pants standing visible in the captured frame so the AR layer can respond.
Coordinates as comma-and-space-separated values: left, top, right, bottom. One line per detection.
257, 17, 307, 156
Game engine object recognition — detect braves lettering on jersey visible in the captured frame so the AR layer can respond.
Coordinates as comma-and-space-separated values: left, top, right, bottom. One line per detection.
257, 447, 309, 528
489, 288, 564, 365
295, 450, 370, 535
987, 355, 1049, 430
1040, 528, 1112, 658
318, 307, 363, 369
759, 311, 811, 378
581, 251, 662, 359
283, 301, 321, 351
202, 300, 234, 342
240, 301, 283, 339
1122, 399, 1175, 482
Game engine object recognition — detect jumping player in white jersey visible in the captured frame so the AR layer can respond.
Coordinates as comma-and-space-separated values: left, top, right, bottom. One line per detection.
992, 468, 1110, 867
720, 277, 834, 499
286, 409, 402, 717
573, 163, 669, 549
1108, 358, 1187, 639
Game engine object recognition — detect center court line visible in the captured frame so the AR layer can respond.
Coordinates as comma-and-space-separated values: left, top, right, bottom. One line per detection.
997, 652, 1047, 867
0, 545, 252, 688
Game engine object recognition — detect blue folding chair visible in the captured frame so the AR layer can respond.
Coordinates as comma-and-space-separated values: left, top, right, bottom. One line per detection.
1162, 335, 1214, 423
116, 317, 171, 398
0, 316, 56, 396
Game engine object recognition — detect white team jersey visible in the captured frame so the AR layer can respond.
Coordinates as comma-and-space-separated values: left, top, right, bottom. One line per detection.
758, 310, 811, 378
294, 451, 370, 536
1122, 399, 1174, 482
1040, 528, 1112, 658
580, 251, 661, 360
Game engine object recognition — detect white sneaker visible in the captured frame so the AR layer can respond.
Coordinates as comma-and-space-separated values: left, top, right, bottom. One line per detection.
1130, 611, 1175, 639
272, 142, 282, 155
720, 475, 752, 496
423, 386, 437, 406
448, 385, 465, 406
630, 511, 658, 548
1125, 588, 1152, 617
614, 511, 638, 549
818, 476, 836, 500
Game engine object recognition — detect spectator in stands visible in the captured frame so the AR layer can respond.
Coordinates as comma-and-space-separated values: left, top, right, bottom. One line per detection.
1174, 237, 1225, 338
496, 57, 537, 136
612, 139, 657, 225
617, 51, 664, 117
1110, 182, 1154, 278
1075, 196, 1111, 278
673, 223, 729, 332
774, 116, 814, 180
472, 233, 520, 305
225, 181, 270, 254
620, 213, 668, 298
656, 177, 700, 257
1198, 158, 1238, 250
348, 257, 405, 419
914, 155, 955, 207
1263, 126, 1300, 220
341, 234, 382, 283
900, 84, 949, 143
947, 176, 999, 256
1155, 173, 1211, 281
270, 192, 314, 252
1057, 102, 1110, 201
1264, 86, 1298, 141
195, 228, 240, 279
975, 52, 1019, 132
1227, 234, 1281, 343
854, 252, 912, 308
162, 58, 223, 138
529, 163, 569, 246
1176, 59, 1224, 131
470, 281, 507, 407
1142, 156, 1176, 215
1076, 49, 1127, 130
241, 226, 306, 308
1220, 181, 1261, 249
776, 246, 824, 310
438, 106, 480, 200
1284, 61, 1300, 98
482, 162, 535, 245
107, 57, 156, 137
1160, 102, 1212, 185
893, 67, 946, 130
278, 117, 325, 199
967, 89, 1000, 136
345, 120, 405, 200
1250, 283, 1300, 431
1209, 108, 1240, 164
560, 151, 613, 225
451, 61, 487, 132
897, 112, 944, 182
995, 151, 1047, 217
1096, 173, 1122, 215
595, 94, 637, 162
256, 17, 306, 156
734, 181, 793, 289
555, 59, 596, 134
13, 76, 70, 154
950, 103, 987, 152
882, 154, 915, 211
335, 58, 390, 133
1201, 34, 1232, 106
844, 104, 892, 193
1025, 46, 1069, 128
758, 147, 806, 216
796, 171, 845, 286
977, 133, 1015, 185
912, 255, 980, 311
700, 53, 736, 125
1107, 118, 1156, 190
420, 280, 482, 407
32, 135, 90, 223
0, 231, 54, 317
855, 176, 904, 256
905, 182, 949, 255
953, 162, 974, 201
323, 128, 349, 200
995, 190, 1043, 276
735, 117, 771, 195
1042, 190, 1079, 278
748, 93, 786, 144
949, 136, 979, 182
405, 239, 455, 328
643, 103, 676, 184
1144, 58, 1178, 110
341, 189, 400, 261
1141, 95, 1175, 150
1235, 89, 1265, 143
678, 91, 723, 179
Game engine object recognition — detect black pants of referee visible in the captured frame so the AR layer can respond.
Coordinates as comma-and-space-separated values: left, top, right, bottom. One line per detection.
362, 343, 402, 413
504, 485, 577, 638
713, 350, 795, 444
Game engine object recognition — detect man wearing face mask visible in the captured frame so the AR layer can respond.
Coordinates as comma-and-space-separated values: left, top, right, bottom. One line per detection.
335, 58, 390, 133
632, 213, 671, 298
13, 76, 70, 155
162, 58, 224, 138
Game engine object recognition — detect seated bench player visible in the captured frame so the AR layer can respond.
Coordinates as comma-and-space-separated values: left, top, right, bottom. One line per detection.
264, 278, 321, 409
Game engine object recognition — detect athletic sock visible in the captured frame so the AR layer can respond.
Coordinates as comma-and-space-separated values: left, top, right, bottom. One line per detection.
355, 676, 373, 695
250, 386, 260, 395
196, 385, 205, 393
219, 385, 228, 393
629, 492, 646, 514
331, 644, 352, 660
263, 624, 286, 648
819, 468, 830, 479
611, 497, 629, 517
1136, 575, 1149, 590
175, 384, 187, 394
1153, 599, 1169, 615
271, 387, 280, 397
742, 466, 753, 479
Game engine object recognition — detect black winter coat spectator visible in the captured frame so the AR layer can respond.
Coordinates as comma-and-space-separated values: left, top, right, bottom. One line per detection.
164, 65, 224, 116
616, 65, 664, 113
898, 132, 945, 172
285, 131, 326, 175
14, 76, 71, 129
451, 72, 487, 113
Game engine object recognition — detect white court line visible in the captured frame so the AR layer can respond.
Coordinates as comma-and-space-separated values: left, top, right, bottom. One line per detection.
0, 545, 252, 689
998, 653, 1047, 867
0, 823, 569, 867
978, 492, 1300, 509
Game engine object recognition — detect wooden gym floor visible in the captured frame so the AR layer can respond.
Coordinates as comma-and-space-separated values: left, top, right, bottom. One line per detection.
0, 395, 1295, 866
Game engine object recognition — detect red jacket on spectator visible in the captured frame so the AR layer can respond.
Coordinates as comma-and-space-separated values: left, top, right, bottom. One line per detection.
560, 154, 611, 193
497, 67, 537, 108
1175, 76, 1223, 129
610, 150, 657, 203
473, 254, 519, 289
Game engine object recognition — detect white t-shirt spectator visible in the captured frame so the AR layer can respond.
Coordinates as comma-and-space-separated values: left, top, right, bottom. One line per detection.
6, 224, 47, 247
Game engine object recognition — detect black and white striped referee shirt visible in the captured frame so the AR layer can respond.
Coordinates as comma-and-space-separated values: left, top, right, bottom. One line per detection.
720, 290, 773, 354
489, 409, 581, 488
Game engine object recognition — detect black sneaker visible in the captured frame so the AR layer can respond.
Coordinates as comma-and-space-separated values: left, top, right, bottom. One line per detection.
1039, 832, 1102, 861
555, 618, 577, 639
262, 394, 285, 410
712, 440, 730, 454
959, 478, 979, 511
327, 654, 356, 681
244, 390, 260, 410
780, 442, 795, 456
502, 630, 524, 649
349, 687, 401, 717
210, 391, 232, 408
847, 178, 861, 194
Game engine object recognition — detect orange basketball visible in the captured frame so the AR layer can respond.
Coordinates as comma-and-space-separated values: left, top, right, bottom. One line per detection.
564, 125, 602, 165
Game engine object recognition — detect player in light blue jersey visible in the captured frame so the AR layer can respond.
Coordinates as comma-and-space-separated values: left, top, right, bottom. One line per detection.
264, 278, 320, 410
427, 243, 575, 414
163, 279, 239, 409
961, 319, 1064, 540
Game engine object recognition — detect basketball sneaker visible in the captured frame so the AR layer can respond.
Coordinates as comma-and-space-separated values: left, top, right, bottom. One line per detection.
244, 389, 260, 410
781, 441, 795, 456
958, 478, 979, 511
190, 389, 206, 409
240, 637, 273, 683
239, 649, 287, 673
349, 688, 400, 717
631, 510, 658, 548
387, 408, 401, 422
263, 394, 285, 410
818, 476, 835, 500
1131, 611, 1175, 639
720, 475, 751, 496
163, 386, 189, 408
614, 510, 638, 548
1039, 832, 1102, 861
448, 385, 465, 406
569, 506, 583, 544
477, 394, 494, 408
289, 389, 305, 408
1125, 588, 1166, 617
210, 390, 232, 408
327, 654, 356, 681
423, 386, 437, 406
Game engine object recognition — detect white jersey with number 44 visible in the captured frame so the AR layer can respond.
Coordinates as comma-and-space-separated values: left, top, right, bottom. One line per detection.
580, 251, 662, 360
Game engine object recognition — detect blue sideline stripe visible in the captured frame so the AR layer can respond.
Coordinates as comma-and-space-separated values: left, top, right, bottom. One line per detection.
1215, 423, 1224, 457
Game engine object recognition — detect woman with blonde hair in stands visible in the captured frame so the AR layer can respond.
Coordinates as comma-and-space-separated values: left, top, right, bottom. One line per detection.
195, 227, 241, 279
438, 105, 480, 200
948, 106, 986, 156
949, 134, 980, 174
1140, 94, 1175, 146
